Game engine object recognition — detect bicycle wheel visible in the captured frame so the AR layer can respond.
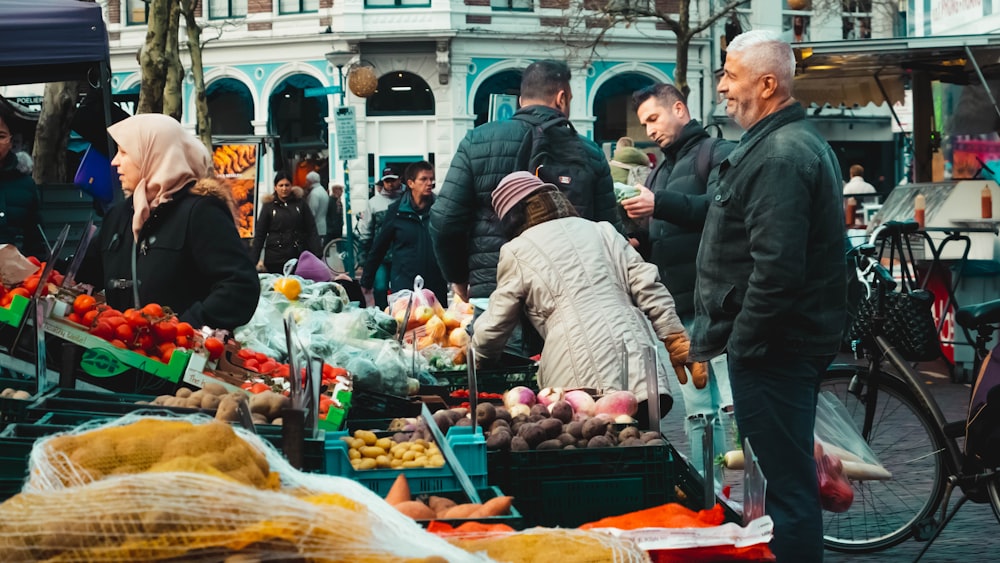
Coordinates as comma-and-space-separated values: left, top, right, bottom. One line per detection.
821, 365, 948, 553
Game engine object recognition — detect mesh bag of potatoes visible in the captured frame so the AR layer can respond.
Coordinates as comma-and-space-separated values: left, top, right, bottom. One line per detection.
6, 413, 487, 562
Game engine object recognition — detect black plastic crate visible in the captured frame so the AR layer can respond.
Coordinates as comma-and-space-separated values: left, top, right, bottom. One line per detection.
430, 364, 538, 395
348, 389, 424, 420
0, 377, 38, 425
0, 422, 73, 439
415, 486, 523, 530
0, 437, 38, 501
26, 395, 211, 422
487, 443, 675, 528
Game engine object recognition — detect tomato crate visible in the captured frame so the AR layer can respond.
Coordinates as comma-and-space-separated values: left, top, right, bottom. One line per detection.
0, 377, 38, 425
415, 486, 523, 530
0, 293, 30, 328
486, 442, 676, 528
325, 425, 487, 496
429, 364, 538, 396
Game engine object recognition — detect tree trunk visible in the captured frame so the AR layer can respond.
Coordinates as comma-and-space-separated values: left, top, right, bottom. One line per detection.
674, 34, 691, 99
181, 0, 212, 151
163, 0, 184, 121
32, 81, 84, 184
137, 0, 171, 114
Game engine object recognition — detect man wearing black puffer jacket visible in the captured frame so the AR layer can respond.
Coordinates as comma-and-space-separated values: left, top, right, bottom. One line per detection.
430, 60, 622, 308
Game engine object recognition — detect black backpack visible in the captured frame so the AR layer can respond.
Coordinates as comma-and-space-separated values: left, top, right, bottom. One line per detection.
513, 114, 599, 216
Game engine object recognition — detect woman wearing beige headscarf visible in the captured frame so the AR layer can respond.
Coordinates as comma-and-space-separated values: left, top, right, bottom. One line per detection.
78, 113, 259, 332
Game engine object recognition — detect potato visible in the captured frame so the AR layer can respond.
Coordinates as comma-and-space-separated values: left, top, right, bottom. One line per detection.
360, 446, 386, 459
536, 439, 562, 450
556, 433, 576, 446
0, 388, 15, 398
200, 393, 222, 410
357, 458, 377, 470
175, 387, 193, 398
215, 395, 241, 422
486, 430, 512, 451
582, 417, 610, 440
529, 404, 550, 418
476, 402, 497, 428
353, 430, 378, 446
153, 394, 173, 406
249, 390, 287, 420
587, 435, 613, 448
621, 437, 643, 447
640, 431, 662, 443
538, 417, 563, 440
432, 410, 453, 434
489, 419, 509, 432
644, 438, 666, 447
375, 437, 393, 451
494, 406, 513, 425
270, 417, 282, 426
618, 425, 642, 442
10, 390, 32, 400
566, 420, 585, 440
454, 417, 473, 427
202, 382, 228, 396
549, 400, 573, 424
510, 436, 530, 452
250, 413, 269, 425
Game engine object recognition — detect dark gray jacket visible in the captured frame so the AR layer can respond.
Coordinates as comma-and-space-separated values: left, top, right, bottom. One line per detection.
646, 120, 733, 320
430, 105, 622, 298
691, 103, 847, 361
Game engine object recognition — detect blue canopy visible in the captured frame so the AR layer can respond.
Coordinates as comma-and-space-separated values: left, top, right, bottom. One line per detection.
0, 0, 110, 86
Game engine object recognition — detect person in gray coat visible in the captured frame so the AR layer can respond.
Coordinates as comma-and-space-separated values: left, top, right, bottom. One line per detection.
693, 30, 847, 562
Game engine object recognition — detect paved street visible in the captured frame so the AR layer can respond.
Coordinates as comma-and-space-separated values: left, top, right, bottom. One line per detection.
659, 357, 998, 563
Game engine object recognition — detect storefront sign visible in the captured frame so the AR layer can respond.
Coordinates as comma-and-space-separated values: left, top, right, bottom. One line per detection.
335, 106, 358, 161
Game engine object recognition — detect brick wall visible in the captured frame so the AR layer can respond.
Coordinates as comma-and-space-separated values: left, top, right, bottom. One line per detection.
108, 0, 120, 24
465, 0, 491, 5
466, 14, 492, 24
248, 22, 273, 31
248, 0, 272, 14
540, 0, 570, 8
540, 16, 568, 26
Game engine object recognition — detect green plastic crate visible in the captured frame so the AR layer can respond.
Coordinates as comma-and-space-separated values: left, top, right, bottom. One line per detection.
487, 442, 675, 528
0, 293, 30, 327
0, 437, 39, 501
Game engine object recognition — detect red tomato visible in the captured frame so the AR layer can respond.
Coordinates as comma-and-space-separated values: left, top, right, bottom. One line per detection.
89, 320, 114, 340
72, 294, 97, 316
82, 309, 100, 327
203, 337, 224, 360
114, 323, 134, 342
152, 321, 177, 343
250, 382, 270, 394
254, 352, 268, 364
258, 360, 278, 374
240, 381, 254, 390
21, 276, 39, 295
26, 256, 41, 267
176, 322, 195, 338
141, 303, 165, 318
175, 335, 191, 349
237, 348, 255, 360
66, 312, 83, 325
110, 339, 128, 349
124, 310, 150, 330
243, 358, 261, 372
134, 333, 154, 352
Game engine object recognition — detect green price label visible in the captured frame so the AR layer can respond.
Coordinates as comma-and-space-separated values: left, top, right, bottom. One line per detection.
80, 348, 130, 378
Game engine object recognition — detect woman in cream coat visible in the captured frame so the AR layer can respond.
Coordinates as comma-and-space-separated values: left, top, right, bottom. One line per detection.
472, 172, 706, 425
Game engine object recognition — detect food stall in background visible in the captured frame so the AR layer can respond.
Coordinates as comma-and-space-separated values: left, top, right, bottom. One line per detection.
212, 136, 270, 239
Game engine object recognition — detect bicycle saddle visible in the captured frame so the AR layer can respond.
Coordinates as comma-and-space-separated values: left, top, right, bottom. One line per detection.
956, 298, 1000, 329
874, 220, 921, 239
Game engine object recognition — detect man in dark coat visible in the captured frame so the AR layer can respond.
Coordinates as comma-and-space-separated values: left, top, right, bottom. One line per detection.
0, 109, 45, 259
692, 31, 847, 562
430, 60, 622, 304
360, 161, 447, 305
621, 82, 735, 483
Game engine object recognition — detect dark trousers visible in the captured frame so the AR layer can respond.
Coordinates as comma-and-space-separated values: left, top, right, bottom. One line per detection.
729, 351, 834, 563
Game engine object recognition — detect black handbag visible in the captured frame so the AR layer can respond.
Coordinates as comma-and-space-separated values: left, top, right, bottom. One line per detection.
849, 287, 941, 362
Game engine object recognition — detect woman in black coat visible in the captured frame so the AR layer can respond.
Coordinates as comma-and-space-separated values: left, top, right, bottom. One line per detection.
77, 113, 260, 333
250, 171, 322, 274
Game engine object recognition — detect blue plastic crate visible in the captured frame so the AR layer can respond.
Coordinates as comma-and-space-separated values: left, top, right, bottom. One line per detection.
325, 425, 487, 497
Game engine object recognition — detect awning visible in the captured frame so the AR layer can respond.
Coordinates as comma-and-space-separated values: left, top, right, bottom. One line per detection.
793, 34, 1000, 107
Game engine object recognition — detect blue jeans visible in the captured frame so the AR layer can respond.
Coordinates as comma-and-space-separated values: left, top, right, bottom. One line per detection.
729, 351, 833, 563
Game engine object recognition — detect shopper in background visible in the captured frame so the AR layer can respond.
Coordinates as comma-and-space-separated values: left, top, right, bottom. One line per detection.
0, 105, 45, 259
471, 172, 704, 427
621, 82, 736, 481
354, 166, 403, 309
77, 113, 259, 332
361, 161, 447, 305
305, 171, 329, 245
843, 164, 876, 195
250, 171, 322, 274
693, 30, 846, 562
327, 183, 345, 241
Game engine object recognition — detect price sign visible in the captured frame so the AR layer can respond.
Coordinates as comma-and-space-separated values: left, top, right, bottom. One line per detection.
334, 106, 358, 161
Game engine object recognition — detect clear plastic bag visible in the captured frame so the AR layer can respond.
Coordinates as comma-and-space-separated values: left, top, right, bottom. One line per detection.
814, 391, 885, 470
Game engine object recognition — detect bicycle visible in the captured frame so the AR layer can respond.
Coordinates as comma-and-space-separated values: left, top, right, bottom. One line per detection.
821, 220, 1000, 557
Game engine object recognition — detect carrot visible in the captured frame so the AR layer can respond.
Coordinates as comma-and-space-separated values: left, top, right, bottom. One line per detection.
394, 500, 437, 520
469, 495, 513, 518
385, 473, 411, 505
442, 503, 482, 519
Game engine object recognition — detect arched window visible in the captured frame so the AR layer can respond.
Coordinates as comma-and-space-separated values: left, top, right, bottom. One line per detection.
366, 71, 434, 116
592, 72, 656, 146
207, 78, 254, 135
472, 69, 522, 127
268, 74, 328, 152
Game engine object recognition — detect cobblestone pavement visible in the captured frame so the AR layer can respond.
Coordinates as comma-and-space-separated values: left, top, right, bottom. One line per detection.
659, 357, 999, 563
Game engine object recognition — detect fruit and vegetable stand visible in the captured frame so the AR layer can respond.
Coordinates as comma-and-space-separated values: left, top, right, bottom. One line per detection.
0, 245, 774, 561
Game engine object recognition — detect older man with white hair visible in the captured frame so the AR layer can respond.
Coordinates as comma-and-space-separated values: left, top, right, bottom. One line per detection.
304, 171, 329, 245
691, 30, 847, 562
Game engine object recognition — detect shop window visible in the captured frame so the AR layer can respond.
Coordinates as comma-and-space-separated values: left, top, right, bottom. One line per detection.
491, 0, 533, 11
209, 0, 248, 19
207, 78, 254, 135
365, 0, 431, 6
126, 0, 148, 25
278, 0, 319, 14
366, 72, 435, 117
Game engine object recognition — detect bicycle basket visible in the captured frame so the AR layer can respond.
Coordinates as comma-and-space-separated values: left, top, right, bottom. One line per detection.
849, 288, 941, 362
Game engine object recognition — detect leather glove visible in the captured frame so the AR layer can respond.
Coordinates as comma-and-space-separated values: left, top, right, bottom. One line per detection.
663, 333, 708, 389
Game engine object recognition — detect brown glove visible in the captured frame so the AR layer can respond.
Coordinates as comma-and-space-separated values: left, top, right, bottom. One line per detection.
662, 333, 708, 390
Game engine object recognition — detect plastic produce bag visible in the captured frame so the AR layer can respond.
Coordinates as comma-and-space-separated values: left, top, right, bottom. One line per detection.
814, 391, 889, 479
815, 441, 853, 512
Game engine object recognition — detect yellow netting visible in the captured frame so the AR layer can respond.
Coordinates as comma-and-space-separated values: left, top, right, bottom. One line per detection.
445, 528, 651, 563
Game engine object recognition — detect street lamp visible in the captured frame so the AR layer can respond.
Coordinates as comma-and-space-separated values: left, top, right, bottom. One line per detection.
324, 49, 359, 276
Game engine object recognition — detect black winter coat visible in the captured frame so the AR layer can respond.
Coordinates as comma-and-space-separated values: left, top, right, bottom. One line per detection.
250, 187, 322, 273
646, 120, 734, 320
360, 191, 448, 305
692, 103, 847, 361
77, 179, 260, 332
0, 152, 45, 258
430, 105, 622, 298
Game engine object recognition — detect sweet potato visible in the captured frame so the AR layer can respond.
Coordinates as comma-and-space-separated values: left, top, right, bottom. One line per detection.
442, 503, 482, 519
385, 473, 411, 505
428, 496, 458, 516
394, 500, 437, 520
470, 496, 513, 517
